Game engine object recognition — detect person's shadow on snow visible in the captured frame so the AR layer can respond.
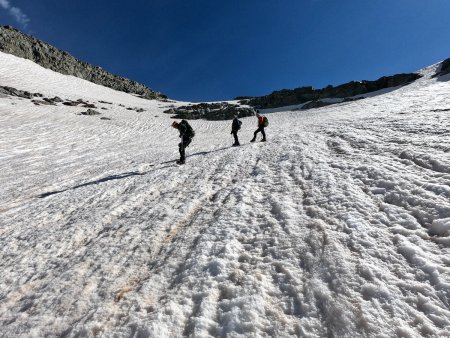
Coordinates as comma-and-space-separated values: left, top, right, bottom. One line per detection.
37, 146, 234, 198
37, 165, 173, 198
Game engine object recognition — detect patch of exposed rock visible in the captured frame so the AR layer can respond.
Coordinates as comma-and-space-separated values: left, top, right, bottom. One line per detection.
435, 58, 450, 77
0, 84, 145, 114
300, 100, 336, 110
81, 109, 101, 116
238, 73, 422, 109
0, 25, 166, 100
164, 102, 256, 120
0, 85, 43, 99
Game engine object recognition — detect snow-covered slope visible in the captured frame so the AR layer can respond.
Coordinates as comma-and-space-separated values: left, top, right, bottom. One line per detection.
1, 51, 449, 337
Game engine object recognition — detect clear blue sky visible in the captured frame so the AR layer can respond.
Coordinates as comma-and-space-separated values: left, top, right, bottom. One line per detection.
1, 0, 449, 102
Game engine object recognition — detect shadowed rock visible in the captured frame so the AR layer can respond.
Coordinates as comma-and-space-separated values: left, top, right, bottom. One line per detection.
238, 73, 422, 109
435, 58, 450, 77
164, 102, 255, 120
301, 100, 335, 110
0, 85, 42, 99
81, 109, 101, 115
0, 25, 166, 100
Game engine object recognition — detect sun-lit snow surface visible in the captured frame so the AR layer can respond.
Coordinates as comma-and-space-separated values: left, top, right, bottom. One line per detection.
1, 51, 450, 337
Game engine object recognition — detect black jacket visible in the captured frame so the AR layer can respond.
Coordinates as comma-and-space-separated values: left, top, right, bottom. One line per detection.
176, 123, 187, 137
232, 117, 241, 132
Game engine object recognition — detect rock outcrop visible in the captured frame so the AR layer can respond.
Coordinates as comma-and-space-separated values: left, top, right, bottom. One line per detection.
0, 26, 166, 100
300, 100, 335, 110
437, 58, 450, 76
1, 84, 146, 116
164, 102, 255, 120
239, 73, 422, 109
0, 85, 44, 99
81, 109, 101, 116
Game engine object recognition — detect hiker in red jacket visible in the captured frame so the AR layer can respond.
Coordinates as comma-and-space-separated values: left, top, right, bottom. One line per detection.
250, 111, 267, 142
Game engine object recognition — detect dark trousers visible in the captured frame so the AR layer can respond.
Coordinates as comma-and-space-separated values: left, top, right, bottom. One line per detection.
232, 130, 240, 145
252, 126, 266, 141
179, 137, 191, 162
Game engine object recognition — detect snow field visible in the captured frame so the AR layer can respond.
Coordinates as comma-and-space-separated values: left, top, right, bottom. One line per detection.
1, 51, 450, 337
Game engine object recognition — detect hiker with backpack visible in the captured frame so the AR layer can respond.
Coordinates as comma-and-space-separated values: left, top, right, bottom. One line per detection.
250, 111, 268, 142
171, 120, 195, 164
231, 114, 242, 146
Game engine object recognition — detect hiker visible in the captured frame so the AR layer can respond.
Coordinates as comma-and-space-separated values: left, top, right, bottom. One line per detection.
250, 111, 267, 142
231, 114, 242, 146
171, 120, 195, 164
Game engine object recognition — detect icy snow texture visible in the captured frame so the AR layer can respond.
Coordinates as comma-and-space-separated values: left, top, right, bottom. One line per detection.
0, 51, 450, 337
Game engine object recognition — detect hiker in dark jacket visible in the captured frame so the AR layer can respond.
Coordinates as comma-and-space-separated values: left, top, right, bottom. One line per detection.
172, 120, 194, 164
250, 112, 267, 142
231, 114, 242, 146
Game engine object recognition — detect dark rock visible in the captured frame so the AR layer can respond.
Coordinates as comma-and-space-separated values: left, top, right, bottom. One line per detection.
0, 25, 166, 100
100, 117, 111, 120
301, 100, 335, 110
99, 100, 112, 104
0, 85, 42, 99
240, 73, 421, 109
82, 103, 96, 108
0, 86, 10, 96
342, 97, 365, 102
63, 101, 80, 106
32, 99, 55, 105
164, 102, 256, 120
436, 58, 450, 77
81, 109, 101, 115
136, 108, 145, 112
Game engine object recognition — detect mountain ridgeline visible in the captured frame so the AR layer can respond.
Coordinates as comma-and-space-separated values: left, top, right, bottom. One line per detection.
1, 26, 449, 120
0, 26, 166, 100
237, 73, 422, 109
164, 72, 423, 120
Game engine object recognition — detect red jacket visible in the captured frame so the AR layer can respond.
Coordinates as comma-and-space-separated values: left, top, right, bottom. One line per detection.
257, 115, 265, 126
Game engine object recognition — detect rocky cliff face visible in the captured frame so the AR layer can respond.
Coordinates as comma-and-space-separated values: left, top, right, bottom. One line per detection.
438, 58, 450, 76
238, 73, 422, 109
165, 72, 423, 120
164, 102, 255, 120
0, 26, 166, 100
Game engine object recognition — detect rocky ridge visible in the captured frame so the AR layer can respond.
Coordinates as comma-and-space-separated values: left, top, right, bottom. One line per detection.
2, 25, 448, 121
165, 73, 422, 120
435, 58, 450, 77
0, 84, 147, 118
238, 73, 422, 109
164, 102, 255, 120
0, 26, 166, 100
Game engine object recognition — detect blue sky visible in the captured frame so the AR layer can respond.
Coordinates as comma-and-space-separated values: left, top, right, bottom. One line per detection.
1, 0, 449, 102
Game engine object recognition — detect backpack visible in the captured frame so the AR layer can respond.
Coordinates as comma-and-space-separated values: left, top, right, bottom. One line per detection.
237, 119, 242, 130
180, 119, 195, 137
263, 116, 269, 127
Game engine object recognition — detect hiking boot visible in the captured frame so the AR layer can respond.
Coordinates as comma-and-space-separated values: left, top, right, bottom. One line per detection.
250, 139, 255, 143
261, 139, 266, 142
176, 160, 185, 165
232, 143, 240, 146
